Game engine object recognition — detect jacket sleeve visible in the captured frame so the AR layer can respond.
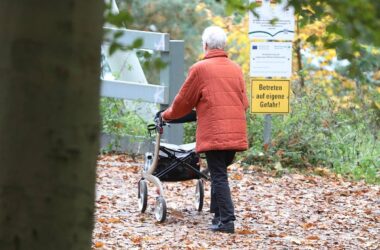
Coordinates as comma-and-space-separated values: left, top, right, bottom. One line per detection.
162, 66, 201, 121
240, 75, 249, 111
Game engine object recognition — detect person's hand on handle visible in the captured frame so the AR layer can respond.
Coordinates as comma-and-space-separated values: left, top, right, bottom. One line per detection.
155, 110, 169, 128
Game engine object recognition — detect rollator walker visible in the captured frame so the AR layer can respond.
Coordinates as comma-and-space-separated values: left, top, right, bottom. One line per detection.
138, 111, 209, 222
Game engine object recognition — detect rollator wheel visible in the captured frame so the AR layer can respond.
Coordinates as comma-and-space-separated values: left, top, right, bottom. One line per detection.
138, 179, 148, 213
154, 196, 167, 223
195, 179, 204, 212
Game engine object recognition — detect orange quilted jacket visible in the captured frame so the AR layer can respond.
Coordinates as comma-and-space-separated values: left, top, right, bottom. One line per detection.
162, 49, 249, 153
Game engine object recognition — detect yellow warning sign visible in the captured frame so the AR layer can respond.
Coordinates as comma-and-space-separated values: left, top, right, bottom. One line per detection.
251, 79, 290, 113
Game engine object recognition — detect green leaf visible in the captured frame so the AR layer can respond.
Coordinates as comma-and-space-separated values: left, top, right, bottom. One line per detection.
270, 18, 279, 26
153, 58, 168, 70
109, 42, 121, 56
306, 34, 318, 44
114, 31, 124, 39
106, 10, 133, 27
132, 38, 143, 49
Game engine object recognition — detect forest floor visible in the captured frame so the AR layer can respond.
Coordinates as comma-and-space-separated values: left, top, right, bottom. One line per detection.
92, 154, 379, 250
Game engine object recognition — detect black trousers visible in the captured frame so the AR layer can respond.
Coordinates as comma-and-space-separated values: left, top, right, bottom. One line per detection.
205, 150, 236, 223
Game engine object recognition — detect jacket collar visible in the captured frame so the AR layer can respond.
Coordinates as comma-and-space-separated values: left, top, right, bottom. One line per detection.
203, 49, 228, 60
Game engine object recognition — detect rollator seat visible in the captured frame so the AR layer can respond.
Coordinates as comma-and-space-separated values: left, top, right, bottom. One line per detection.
153, 142, 199, 182
159, 142, 196, 152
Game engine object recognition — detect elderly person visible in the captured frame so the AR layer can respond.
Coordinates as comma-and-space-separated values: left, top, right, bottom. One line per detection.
161, 26, 249, 233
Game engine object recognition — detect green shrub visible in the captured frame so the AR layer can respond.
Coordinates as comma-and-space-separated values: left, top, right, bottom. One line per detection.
242, 86, 380, 184
100, 97, 148, 152
183, 122, 196, 144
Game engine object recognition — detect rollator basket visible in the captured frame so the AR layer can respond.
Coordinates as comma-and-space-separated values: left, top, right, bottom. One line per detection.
154, 143, 200, 182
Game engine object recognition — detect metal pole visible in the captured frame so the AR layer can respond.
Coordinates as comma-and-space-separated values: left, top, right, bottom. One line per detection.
263, 114, 272, 149
160, 40, 185, 144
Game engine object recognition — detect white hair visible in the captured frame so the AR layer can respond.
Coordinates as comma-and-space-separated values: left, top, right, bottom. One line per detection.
202, 26, 227, 50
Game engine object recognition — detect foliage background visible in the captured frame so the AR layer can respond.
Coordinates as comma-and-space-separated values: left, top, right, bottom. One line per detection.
102, 0, 380, 183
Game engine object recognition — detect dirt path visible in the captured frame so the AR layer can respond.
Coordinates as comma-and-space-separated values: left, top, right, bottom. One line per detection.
92, 155, 379, 250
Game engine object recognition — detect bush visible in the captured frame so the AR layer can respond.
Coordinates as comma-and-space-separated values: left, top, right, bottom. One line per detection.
100, 97, 148, 152
183, 123, 196, 144
242, 86, 380, 184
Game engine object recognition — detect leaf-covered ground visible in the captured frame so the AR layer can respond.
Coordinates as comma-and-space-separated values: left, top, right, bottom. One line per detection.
92, 154, 380, 250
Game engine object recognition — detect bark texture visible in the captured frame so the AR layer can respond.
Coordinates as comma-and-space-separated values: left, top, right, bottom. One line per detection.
0, 1, 103, 249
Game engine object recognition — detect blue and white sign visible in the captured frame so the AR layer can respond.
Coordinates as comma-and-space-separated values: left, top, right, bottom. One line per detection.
249, 0, 295, 41
250, 42, 293, 78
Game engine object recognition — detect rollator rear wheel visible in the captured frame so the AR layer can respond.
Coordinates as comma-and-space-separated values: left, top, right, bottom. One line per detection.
195, 179, 204, 212
155, 196, 167, 223
138, 179, 148, 213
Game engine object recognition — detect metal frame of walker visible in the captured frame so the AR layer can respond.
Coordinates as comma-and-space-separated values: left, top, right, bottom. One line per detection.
138, 116, 209, 223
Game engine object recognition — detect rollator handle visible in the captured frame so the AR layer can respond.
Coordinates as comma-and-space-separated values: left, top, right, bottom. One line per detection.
154, 115, 165, 134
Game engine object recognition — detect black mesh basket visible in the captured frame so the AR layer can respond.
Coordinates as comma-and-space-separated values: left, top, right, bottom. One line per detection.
153, 152, 200, 182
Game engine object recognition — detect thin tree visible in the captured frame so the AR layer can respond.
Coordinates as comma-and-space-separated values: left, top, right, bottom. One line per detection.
0, 1, 104, 249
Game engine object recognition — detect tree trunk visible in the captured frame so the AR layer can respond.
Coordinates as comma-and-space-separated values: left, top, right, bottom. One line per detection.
0, 1, 103, 249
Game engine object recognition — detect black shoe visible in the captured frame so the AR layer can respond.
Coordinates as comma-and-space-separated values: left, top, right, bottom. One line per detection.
209, 217, 221, 230
212, 217, 220, 225
210, 221, 234, 234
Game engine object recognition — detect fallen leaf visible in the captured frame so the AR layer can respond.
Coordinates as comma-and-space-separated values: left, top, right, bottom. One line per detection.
302, 222, 315, 230
268, 233, 278, 237
236, 228, 258, 235
364, 209, 372, 215
94, 242, 104, 248
97, 218, 106, 223
108, 217, 121, 223
170, 210, 184, 219
130, 165, 140, 173
230, 173, 243, 180
279, 232, 288, 238
130, 236, 142, 244
306, 235, 320, 240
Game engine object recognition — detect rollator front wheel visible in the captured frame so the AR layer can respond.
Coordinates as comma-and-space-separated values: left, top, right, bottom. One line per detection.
155, 196, 167, 223
138, 179, 148, 213
195, 179, 204, 212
